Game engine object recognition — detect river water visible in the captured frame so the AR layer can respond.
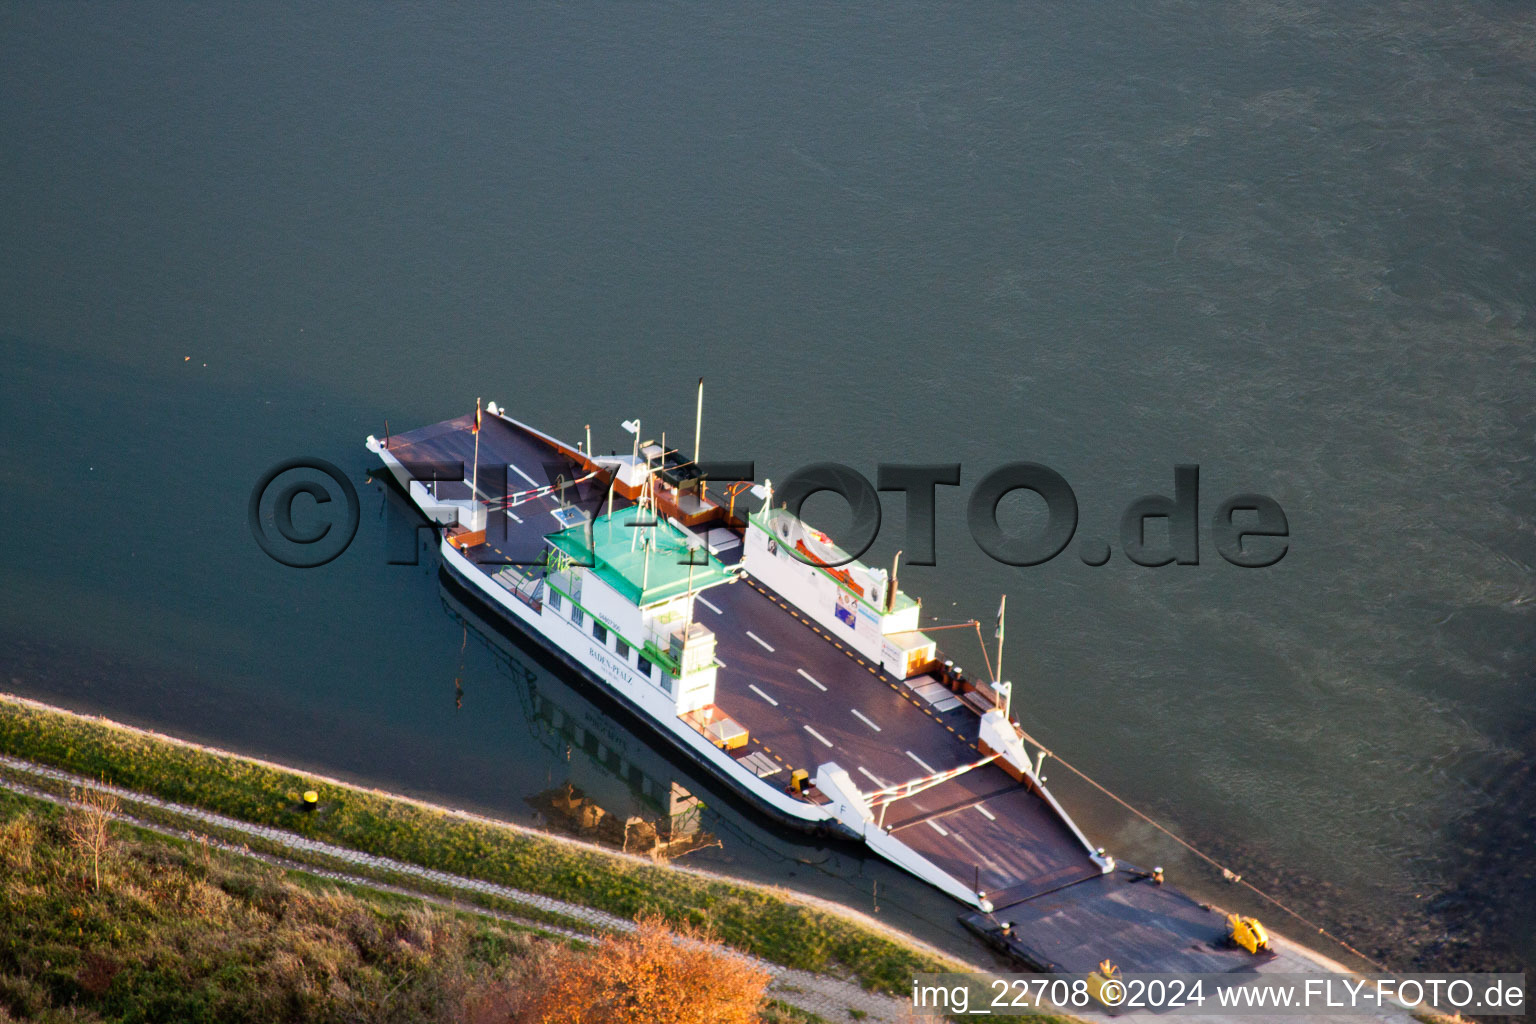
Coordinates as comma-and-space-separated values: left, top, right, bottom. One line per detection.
2, 3, 1532, 971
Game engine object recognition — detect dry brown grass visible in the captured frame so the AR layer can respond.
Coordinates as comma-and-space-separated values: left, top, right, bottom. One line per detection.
0, 788, 812, 1024
508, 913, 771, 1024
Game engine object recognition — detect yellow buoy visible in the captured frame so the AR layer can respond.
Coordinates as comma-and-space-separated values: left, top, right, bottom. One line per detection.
303, 790, 319, 807
1226, 913, 1270, 954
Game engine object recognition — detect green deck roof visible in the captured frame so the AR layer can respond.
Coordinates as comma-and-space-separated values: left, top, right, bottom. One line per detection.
546, 505, 732, 606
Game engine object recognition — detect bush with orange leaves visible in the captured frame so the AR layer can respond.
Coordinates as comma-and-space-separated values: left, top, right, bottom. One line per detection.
508, 914, 771, 1024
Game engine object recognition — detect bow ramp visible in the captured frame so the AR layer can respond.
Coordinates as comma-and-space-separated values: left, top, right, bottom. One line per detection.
701, 574, 1106, 908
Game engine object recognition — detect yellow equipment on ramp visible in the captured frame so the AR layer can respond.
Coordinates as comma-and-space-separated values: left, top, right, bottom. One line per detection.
1087, 959, 1122, 1006
1226, 913, 1271, 954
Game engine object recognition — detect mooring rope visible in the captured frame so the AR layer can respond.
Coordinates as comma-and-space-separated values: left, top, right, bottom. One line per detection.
1010, 725, 1391, 972
916, 620, 982, 632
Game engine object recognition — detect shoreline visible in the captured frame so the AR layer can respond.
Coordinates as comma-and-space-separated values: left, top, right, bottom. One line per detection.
0, 761, 927, 1024
0, 690, 1431, 1023
0, 690, 970, 988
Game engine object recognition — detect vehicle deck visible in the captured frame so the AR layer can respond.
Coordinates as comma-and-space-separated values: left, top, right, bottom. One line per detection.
383, 412, 604, 566
702, 573, 1102, 903
380, 411, 1280, 975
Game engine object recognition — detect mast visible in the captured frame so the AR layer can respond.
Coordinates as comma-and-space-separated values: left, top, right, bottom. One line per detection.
683, 557, 697, 635
633, 441, 655, 552
694, 377, 704, 464
620, 417, 642, 545
624, 418, 641, 466
995, 594, 1010, 718
642, 532, 652, 594
472, 397, 482, 498
694, 377, 705, 501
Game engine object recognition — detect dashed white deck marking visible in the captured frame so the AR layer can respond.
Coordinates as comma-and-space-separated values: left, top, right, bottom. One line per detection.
508, 462, 540, 488
856, 766, 885, 787
505, 509, 523, 524
797, 668, 827, 691
975, 804, 997, 822
927, 820, 950, 836
749, 684, 779, 707
697, 595, 722, 615
851, 709, 882, 732
906, 750, 936, 774
804, 725, 834, 748
747, 630, 775, 652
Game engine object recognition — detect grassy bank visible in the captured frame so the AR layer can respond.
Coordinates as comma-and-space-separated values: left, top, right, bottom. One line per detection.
0, 695, 959, 994
0, 786, 539, 1023
0, 786, 830, 1024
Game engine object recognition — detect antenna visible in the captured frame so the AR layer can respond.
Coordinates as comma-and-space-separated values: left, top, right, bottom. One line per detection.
887, 550, 902, 614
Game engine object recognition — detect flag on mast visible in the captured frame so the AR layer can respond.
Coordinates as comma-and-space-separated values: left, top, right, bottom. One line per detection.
473, 400, 482, 433
995, 595, 1006, 641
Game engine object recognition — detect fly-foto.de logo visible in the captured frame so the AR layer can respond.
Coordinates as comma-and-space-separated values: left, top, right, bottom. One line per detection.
250, 457, 1287, 571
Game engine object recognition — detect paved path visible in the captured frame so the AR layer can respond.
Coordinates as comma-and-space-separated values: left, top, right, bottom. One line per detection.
0, 754, 918, 1023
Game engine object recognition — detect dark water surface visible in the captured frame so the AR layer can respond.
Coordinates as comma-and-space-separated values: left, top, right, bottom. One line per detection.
2, 3, 1532, 971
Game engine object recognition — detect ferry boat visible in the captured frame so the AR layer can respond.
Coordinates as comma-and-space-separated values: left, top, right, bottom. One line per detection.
366, 393, 1275, 974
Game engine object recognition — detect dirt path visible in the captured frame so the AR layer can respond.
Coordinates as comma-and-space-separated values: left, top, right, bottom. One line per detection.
0, 754, 918, 1023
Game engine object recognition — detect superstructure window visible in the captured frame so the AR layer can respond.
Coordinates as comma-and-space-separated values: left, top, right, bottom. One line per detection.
593, 621, 608, 643
549, 591, 562, 610
616, 638, 631, 660
636, 656, 652, 679
572, 606, 584, 627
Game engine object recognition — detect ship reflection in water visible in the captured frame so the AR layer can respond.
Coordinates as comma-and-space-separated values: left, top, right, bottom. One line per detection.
432, 562, 973, 956
441, 578, 725, 863
528, 781, 718, 861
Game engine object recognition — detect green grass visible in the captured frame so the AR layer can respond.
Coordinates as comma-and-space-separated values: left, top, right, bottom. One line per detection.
0, 697, 959, 993
758, 1002, 829, 1024
0, 758, 611, 940
0, 787, 541, 1024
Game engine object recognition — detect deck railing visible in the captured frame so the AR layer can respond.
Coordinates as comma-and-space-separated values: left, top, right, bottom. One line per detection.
491, 567, 544, 612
